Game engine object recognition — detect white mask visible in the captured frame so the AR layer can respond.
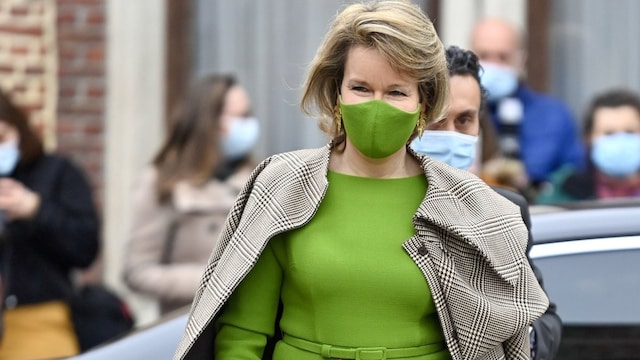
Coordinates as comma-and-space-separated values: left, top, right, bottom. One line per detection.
480, 62, 518, 102
411, 130, 478, 170
221, 117, 260, 160
0, 139, 20, 175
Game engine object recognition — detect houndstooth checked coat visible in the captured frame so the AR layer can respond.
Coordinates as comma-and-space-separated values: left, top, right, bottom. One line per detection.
173, 144, 549, 360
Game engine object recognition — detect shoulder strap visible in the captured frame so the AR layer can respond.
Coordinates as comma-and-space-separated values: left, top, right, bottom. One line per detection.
160, 213, 179, 264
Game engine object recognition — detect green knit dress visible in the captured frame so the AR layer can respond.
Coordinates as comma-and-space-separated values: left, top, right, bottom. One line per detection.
215, 170, 451, 360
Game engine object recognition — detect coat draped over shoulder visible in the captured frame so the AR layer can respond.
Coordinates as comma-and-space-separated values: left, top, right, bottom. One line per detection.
173, 145, 549, 360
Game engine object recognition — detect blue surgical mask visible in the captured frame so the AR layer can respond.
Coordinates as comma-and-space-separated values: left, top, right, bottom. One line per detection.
221, 117, 259, 160
411, 130, 478, 170
480, 62, 518, 102
0, 140, 20, 175
591, 132, 640, 177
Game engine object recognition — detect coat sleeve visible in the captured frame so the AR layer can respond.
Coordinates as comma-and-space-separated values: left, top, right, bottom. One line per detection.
491, 186, 563, 359
503, 327, 532, 360
30, 157, 99, 268
556, 103, 585, 172
174, 155, 278, 360
122, 169, 205, 304
215, 242, 282, 359
530, 263, 562, 360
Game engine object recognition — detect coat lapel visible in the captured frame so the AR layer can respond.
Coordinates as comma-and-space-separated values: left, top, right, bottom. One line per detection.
408, 151, 543, 359
414, 152, 527, 285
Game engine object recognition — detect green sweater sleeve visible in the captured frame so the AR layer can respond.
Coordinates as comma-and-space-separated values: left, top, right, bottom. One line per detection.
215, 242, 283, 359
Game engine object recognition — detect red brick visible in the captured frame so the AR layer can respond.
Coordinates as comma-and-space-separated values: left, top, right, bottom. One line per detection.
86, 11, 104, 25
58, 99, 103, 114
10, 6, 29, 16
56, 120, 78, 134
59, 67, 104, 77
57, 27, 103, 42
57, 10, 76, 24
86, 85, 104, 98
58, 44, 78, 59
26, 66, 45, 75
0, 64, 14, 73
0, 24, 43, 36
10, 46, 28, 55
85, 46, 104, 62
84, 122, 102, 135
57, 139, 103, 154
59, 85, 76, 97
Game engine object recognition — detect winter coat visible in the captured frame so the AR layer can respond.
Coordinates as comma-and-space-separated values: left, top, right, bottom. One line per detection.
123, 163, 252, 314
173, 145, 549, 360
0, 154, 99, 307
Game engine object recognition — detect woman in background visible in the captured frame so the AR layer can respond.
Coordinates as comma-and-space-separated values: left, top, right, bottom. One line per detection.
0, 89, 99, 359
123, 74, 259, 314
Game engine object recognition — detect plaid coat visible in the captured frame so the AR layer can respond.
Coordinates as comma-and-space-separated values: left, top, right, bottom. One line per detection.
173, 145, 549, 360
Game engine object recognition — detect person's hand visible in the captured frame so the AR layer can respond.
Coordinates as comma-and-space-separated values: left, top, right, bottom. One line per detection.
0, 178, 41, 220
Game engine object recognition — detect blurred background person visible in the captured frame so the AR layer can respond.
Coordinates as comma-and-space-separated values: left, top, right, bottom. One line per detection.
470, 17, 584, 195
123, 74, 258, 315
411, 45, 562, 360
537, 89, 640, 204
0, 89, 99, 359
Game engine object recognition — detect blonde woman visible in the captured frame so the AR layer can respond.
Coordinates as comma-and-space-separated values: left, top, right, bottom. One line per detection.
173, 1, 548, 359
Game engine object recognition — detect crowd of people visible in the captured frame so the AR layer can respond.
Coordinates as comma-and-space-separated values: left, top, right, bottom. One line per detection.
0, 0, 639, 359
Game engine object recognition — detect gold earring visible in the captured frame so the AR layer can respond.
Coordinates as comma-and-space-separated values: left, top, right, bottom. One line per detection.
333, 103, 342, 134
417, 112, 426, 138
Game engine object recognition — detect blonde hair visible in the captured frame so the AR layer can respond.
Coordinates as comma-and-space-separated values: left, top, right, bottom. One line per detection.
301, 0, 449, 141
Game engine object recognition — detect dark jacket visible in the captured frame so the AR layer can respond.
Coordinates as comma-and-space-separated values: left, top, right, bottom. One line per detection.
536, 164, 597, 205
488, 85, 585, 185
0, 154, 99, 307
492, 186, 562, 360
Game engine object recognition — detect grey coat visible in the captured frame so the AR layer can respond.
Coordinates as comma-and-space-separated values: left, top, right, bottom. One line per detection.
173, 145, 549, 360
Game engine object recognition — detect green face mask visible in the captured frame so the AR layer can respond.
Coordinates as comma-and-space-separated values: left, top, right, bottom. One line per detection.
340, 98, 420, 158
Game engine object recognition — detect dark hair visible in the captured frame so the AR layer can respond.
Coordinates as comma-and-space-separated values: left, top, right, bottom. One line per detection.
445, 45, 498, 161
0, 89, 44, 168
583, 88, 640, 138
446, 46, 482, 83
153, 74, 237, 203
445, 45, 487, 103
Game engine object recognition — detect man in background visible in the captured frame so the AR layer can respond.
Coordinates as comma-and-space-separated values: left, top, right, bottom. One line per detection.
470, 17, 584, 193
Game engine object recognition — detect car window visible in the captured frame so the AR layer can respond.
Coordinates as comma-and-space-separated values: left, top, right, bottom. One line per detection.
532, 238, 640, 324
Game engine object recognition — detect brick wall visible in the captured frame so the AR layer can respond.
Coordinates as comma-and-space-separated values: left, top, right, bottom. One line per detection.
0, 0, 106, 207
56, 0, 106, 205
0, 0, 57, 151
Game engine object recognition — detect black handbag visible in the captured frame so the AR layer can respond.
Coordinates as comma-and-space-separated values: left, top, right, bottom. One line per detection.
69, 284, 135, 351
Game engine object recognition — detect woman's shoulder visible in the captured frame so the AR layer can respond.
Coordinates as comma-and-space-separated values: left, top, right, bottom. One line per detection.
423, 157, 520, 213
26, 153, 89, 179
252, 146, 331, 180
